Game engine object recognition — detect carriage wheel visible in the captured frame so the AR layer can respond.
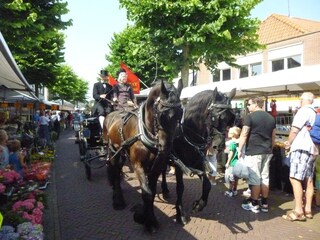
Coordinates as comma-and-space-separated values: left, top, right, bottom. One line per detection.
79, 139, 87, 161
85, 146, 108, 169
85, 162, 91, 180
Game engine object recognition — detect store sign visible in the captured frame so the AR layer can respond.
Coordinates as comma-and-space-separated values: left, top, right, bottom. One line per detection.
14, 102, 21, 109
27, 103, 34, 109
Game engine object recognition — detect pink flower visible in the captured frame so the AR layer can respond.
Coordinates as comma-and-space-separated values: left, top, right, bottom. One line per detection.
12, 200, 24, 211
37, 201, 44, 210
0, 183, 5, 193
22, 201, 34, 211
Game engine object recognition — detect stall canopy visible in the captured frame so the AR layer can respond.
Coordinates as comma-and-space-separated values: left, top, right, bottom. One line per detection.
180, 64, 320, 99
0, 31, 38, 100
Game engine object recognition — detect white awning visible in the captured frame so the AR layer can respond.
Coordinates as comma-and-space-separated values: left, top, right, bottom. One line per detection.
0, 32, 37, 99
180, 64, 320, 99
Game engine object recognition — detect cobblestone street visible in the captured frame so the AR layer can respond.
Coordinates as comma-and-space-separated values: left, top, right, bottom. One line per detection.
43, 129, 320, 240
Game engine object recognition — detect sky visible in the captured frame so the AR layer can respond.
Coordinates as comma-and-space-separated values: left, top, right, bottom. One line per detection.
62, 0, 320, 96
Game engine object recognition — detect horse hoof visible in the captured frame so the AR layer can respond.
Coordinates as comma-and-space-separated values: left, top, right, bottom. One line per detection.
113, 202, 126, 210
133, 211, 145, 225
176, 215, 190, 225
145, 225, 158, 234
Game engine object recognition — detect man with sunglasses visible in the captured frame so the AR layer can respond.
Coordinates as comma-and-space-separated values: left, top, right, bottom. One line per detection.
238, 97, 276, 213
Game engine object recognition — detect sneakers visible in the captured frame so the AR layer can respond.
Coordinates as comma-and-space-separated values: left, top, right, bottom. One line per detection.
242, 199, 260, 213
242, 188, 251, 198
224, 190, 238, 197
260, 204, 269, 213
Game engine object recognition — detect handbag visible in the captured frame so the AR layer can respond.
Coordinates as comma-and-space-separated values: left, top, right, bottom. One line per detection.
232, 158, 249, 179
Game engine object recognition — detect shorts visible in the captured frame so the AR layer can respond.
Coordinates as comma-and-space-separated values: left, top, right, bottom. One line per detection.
225, 166, 237, 183
289, 150, 316, 181
245, 154, 273, 186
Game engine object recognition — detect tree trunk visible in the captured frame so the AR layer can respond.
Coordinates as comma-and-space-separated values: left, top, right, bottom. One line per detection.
181, 44, 190, 88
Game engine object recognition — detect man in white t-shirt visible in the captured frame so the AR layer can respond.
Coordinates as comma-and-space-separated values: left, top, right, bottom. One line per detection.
283, 92, 318, 221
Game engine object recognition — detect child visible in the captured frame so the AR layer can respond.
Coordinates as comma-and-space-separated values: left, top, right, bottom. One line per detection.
224, 126, 241, 197
0, 129, 9, 169
8, 139, 26, 177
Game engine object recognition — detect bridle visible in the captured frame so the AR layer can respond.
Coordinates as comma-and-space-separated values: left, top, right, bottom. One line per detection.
153, 91, 182, 132
182, 99, 233, 152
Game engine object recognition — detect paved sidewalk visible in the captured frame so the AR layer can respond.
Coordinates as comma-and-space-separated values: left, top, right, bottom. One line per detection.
44, 130, 320, 240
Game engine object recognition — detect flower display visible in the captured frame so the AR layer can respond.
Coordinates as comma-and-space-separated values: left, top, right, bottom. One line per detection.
0, 222, 44, 240
0, 183, 5, 194
0, 148, 53, 239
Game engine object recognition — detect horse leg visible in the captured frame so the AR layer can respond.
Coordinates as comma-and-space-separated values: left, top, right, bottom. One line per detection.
143, 171, 160, 233
175, 168, 190, 225
107, 154, 126, 210
161, 168, 170, 200
191, 175, 211, 213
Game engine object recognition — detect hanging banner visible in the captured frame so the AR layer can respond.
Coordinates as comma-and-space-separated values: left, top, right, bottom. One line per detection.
39, 103, 46, 110
14, 102, 21, 109
51, 104, 58, 110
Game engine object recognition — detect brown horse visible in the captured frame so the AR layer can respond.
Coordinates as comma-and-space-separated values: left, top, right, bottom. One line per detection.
103, 79, 183, 232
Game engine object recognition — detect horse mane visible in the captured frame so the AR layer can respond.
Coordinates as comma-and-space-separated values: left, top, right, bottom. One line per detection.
184, 90, 213, 121
146, 80, 177, 106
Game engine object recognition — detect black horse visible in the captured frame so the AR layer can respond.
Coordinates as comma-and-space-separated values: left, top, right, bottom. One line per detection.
161, 88, 236, 225
103, 79, 183, 233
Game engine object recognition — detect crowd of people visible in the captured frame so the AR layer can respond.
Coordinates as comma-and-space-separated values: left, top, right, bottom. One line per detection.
210, 93, 320, 222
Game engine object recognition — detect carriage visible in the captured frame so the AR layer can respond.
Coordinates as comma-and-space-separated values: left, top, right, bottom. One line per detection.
76, 116, 108, 180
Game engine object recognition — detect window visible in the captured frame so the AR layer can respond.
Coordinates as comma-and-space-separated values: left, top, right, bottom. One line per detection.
222, 69, 231, 81
239, 62, 262, 78
212, 68, 231, 81
288, 55, 301, 69
272, 59, 284, 72
271, 54, 302, 72
251, 62, 262, 76
212, 70, 220, 82
239, 66, 249, 78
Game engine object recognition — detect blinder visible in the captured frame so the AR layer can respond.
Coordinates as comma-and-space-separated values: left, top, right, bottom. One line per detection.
153, 96, 182, 130
208, 102, 234, 129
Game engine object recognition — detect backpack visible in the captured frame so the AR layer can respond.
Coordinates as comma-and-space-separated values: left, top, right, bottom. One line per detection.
307, 109, 320, 145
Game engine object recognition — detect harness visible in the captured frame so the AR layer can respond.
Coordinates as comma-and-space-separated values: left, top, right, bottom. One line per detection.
171, 100, 233, 176
109, 97, 182, 163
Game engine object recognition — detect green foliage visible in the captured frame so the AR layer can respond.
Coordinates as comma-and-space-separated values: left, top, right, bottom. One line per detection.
106, 25, 180, 87
118, 0, 263, 87
0, 0, 72, 88
48, 64, 89, 103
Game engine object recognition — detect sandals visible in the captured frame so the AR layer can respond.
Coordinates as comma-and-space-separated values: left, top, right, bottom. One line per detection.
282, 210, 306, 222
305, 211, 313, 219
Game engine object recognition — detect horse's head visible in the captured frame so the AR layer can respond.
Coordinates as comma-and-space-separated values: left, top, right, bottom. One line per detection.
154, 79, 183, 131
145, 79, 183, 151
207, 88, 236, 151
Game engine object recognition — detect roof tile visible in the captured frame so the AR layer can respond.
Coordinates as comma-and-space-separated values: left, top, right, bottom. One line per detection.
258, 14, 320, 44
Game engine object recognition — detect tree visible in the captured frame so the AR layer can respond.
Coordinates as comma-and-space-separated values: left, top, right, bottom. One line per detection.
0, 0, 72, 95
49, 64, 88, 104
119, 0, 263, 87
106, 25, 181, 88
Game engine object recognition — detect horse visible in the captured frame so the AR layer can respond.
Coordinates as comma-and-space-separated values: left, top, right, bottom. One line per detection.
103, 79, 183, 233
161, 88, 236, 225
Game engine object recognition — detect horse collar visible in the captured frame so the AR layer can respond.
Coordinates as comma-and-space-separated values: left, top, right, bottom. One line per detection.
138, 102, 158, 150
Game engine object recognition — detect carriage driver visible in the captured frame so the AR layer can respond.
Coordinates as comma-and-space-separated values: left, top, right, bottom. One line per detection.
92, 70, 113, 129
